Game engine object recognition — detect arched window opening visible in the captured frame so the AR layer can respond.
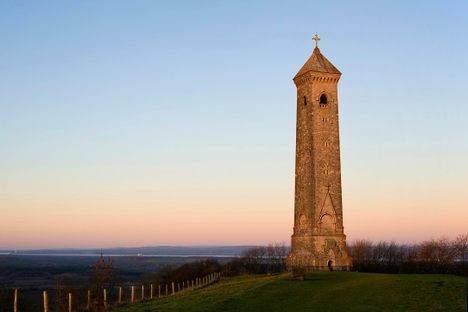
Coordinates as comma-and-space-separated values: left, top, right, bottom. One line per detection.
319, 94, 328, 105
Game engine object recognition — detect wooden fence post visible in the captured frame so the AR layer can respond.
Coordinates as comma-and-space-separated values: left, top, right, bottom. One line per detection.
87, 290, 91, 310
68, 293, 72, 312
165, 284, 168, 296
103, 289, 107, 309
13, 288, 18, 312
158, 285, 161, 298
141, 285, 145, 300
118, 287, 122, 304
171, 282, 175, 295
131, 286, 135, 303
178, 282, 180, 292
150, 284, 153, 299
43, 290, 48, 312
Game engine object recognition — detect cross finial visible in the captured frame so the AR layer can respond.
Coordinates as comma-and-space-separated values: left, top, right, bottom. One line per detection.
313, 33, 320, 48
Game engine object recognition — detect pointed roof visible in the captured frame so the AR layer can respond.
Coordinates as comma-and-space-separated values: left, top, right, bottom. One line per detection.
294, 47, 341, 79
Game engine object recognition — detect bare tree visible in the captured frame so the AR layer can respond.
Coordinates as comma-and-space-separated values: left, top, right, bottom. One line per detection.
419, 237, 455, 265
237, 243, 289, 274
349, 239, 373, 264
90, 253, 119, 309
452, 234, 468, 261
452, 234, 468, 276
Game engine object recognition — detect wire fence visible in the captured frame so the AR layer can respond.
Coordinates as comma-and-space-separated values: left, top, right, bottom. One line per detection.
1, 272, 222, 311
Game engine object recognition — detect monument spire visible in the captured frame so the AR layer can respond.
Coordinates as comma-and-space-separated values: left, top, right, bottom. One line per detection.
286, 41, 352, 276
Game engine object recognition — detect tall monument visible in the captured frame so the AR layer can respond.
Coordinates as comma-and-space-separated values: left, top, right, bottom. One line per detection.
286, 35, 352, 274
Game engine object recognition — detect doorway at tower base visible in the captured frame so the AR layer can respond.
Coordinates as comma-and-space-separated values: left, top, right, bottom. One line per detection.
286, 259, 352, 278
286, 235, 353, 277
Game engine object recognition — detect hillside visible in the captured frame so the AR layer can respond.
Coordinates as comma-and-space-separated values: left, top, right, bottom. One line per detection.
112, 272, 467, 312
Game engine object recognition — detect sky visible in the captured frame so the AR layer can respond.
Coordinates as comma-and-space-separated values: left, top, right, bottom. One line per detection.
0, 1, 467, 249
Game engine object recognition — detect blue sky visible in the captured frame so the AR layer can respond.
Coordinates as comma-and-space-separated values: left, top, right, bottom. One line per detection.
1, 1, 467, 248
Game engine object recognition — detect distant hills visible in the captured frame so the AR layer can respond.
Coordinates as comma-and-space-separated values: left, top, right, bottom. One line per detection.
0, 246, 255, 257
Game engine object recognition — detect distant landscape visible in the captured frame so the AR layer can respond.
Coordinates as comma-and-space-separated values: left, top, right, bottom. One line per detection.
2, 239, 466, 310
0, 246, 251, 310
0, 246, 251, 287
0, 246, 252, 257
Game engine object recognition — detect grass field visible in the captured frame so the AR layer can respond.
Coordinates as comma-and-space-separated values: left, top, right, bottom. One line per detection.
112, 272, 467, 312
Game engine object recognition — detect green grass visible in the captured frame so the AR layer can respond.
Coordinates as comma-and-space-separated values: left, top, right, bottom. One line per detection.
112, 272, 467, 312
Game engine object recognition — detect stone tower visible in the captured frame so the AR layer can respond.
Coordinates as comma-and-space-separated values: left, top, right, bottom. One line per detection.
286, 38, 352, 274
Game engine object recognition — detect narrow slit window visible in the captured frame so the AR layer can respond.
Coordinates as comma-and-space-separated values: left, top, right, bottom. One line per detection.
304, 96, 307, 106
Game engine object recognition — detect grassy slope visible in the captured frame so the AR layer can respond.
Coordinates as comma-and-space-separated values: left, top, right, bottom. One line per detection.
113, 272, 467, 312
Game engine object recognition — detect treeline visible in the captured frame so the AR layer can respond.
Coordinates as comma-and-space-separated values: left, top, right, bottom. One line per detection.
153, 243, 289, 279
145, 259, 222, 286
160, 236, 468, 278
348, 235, 467, 275
223, 243, 289, 276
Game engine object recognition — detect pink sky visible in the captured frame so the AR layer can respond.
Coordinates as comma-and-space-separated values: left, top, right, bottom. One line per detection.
1, 163, 466, 249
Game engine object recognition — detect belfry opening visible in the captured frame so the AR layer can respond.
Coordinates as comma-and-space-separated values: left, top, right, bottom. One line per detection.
320, 94, 328, 105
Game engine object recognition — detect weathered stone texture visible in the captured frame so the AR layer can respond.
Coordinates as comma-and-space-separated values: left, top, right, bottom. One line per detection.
286, 47, 352, 273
